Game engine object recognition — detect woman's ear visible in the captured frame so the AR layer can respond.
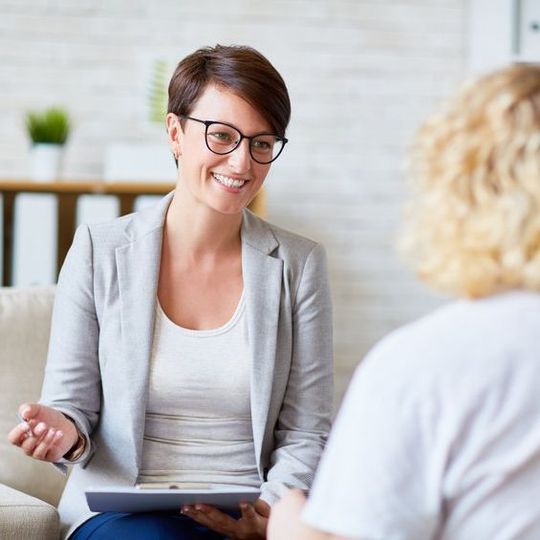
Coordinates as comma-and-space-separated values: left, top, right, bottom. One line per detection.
166, 113, 182, 159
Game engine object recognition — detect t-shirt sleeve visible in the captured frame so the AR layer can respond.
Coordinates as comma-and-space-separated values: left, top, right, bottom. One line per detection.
301, 343, 440, 540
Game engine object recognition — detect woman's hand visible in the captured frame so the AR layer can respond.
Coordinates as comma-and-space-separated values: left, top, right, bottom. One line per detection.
7, 403, 79, 462
181, 498, 270, 539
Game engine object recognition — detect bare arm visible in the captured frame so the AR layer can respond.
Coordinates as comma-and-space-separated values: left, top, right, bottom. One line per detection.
268, 490, 350, 540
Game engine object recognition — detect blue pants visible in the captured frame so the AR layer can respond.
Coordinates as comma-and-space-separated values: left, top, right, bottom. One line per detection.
69, 512, 228, 539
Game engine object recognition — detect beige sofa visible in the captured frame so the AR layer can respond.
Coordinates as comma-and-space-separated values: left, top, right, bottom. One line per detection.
0, 287, 66, 540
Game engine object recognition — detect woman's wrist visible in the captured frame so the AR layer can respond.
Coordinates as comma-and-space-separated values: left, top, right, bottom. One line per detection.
62, 417, 86, 461
63, 429, 85, 461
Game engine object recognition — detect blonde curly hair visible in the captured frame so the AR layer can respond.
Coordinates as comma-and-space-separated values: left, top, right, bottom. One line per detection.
401, 64, 540, 298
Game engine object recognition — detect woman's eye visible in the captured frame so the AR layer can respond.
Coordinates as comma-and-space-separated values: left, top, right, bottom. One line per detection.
209, 131, 234, 144
252, 139, 272, 151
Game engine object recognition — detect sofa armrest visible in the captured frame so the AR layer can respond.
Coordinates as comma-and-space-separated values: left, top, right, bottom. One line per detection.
0, 483, 59, 540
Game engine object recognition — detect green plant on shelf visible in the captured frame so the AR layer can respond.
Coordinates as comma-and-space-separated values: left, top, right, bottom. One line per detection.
25, 107, 70, 145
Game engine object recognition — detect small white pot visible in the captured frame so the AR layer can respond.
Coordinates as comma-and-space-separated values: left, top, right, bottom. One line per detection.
30, 143, 64, 182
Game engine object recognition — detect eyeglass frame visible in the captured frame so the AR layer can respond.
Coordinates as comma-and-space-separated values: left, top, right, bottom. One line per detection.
178, 114, 288, 164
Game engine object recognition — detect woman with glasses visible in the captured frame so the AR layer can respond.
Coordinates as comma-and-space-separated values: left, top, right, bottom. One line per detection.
268, 64, 540, 540
8, 44, 333, 540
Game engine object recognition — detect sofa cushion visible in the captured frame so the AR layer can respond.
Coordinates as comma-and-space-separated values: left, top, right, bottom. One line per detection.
0, 287, 66, 506
0, 483, 59, 540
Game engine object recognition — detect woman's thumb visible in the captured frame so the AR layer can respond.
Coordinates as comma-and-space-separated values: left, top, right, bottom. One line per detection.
19, 402, 40, 421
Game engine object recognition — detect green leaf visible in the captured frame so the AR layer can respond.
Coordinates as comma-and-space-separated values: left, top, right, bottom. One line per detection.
148, 59, 169, 124
25, 107, 70, 144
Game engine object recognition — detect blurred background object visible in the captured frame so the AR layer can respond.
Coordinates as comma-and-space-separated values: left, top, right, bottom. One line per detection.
26, 106, 70, 182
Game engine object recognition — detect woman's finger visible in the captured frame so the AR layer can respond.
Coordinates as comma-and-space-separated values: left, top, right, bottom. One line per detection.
182, 505, 237, 537
7, 422, 33, 446
240, 502, 258, 521
33, 428, 56, 460
24, 418, 38, 432
20, 425, 49, 456
239, 501, 268, 537
32, 421, 48, 438
19, 402, 41, 422
34, 428, 63, 461
254, 498, 271, 518
46, 430, 65, 461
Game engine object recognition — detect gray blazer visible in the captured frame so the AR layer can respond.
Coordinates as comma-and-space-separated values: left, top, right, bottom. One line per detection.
40, 193, 333, 537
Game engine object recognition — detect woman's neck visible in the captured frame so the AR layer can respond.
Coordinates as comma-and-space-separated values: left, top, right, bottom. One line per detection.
164, 188, 242, 260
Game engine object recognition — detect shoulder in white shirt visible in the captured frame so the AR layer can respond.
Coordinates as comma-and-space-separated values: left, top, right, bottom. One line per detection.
303, 291, 540, 540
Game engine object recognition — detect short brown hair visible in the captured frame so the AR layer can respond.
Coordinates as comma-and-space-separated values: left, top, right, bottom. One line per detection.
168, 44, 291, 136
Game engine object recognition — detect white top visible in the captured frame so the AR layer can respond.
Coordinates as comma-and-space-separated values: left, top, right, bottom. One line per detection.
303, 291, 540, 540
138, 292, 261, 488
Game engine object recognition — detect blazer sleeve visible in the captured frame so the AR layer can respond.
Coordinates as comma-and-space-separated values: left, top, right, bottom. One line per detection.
40, 224, 101, 468
261, 242, 334, 504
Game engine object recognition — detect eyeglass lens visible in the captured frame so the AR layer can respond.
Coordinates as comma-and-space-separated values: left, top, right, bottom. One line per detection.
205, 123, 284, 164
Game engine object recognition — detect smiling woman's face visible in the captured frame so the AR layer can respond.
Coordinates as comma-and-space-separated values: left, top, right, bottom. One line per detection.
169, 83, 273, 216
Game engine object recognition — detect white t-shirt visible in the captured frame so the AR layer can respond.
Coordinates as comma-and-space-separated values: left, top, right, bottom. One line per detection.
303, 291, 540, 540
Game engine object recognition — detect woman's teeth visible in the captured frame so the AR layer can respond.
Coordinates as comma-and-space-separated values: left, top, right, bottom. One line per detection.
213, 173, 246, 188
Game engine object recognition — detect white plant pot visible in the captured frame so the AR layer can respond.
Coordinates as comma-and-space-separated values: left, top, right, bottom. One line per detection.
30, 143, 64, 182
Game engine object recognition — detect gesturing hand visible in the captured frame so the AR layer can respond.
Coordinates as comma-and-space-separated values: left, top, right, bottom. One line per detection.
181, 498, 270, 539
7, 403, 79, 462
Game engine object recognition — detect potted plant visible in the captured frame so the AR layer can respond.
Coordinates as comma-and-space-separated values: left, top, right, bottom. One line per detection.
25, 107, 70, 181
104, 59, 177, 182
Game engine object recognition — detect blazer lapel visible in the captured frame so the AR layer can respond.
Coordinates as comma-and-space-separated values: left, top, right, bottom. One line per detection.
115, 194, 172, 475
241, 210, 282, 471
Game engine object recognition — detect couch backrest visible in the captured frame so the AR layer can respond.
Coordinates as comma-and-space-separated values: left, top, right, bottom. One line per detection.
0, 287, 67, 506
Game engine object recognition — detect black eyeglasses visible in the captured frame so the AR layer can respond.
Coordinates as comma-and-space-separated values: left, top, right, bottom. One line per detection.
179, 115, 288, 164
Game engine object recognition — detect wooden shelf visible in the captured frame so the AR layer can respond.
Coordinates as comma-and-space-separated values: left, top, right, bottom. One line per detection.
0, 179, 175, 195
0, 179, 265, 286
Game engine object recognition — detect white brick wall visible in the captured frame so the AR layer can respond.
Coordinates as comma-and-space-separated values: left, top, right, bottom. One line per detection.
0, 0, 466, 406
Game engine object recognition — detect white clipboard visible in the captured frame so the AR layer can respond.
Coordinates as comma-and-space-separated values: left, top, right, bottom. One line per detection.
85, 485, 260, 513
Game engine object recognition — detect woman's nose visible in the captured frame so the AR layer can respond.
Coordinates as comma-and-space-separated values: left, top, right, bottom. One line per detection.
228, 139, 252, 173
